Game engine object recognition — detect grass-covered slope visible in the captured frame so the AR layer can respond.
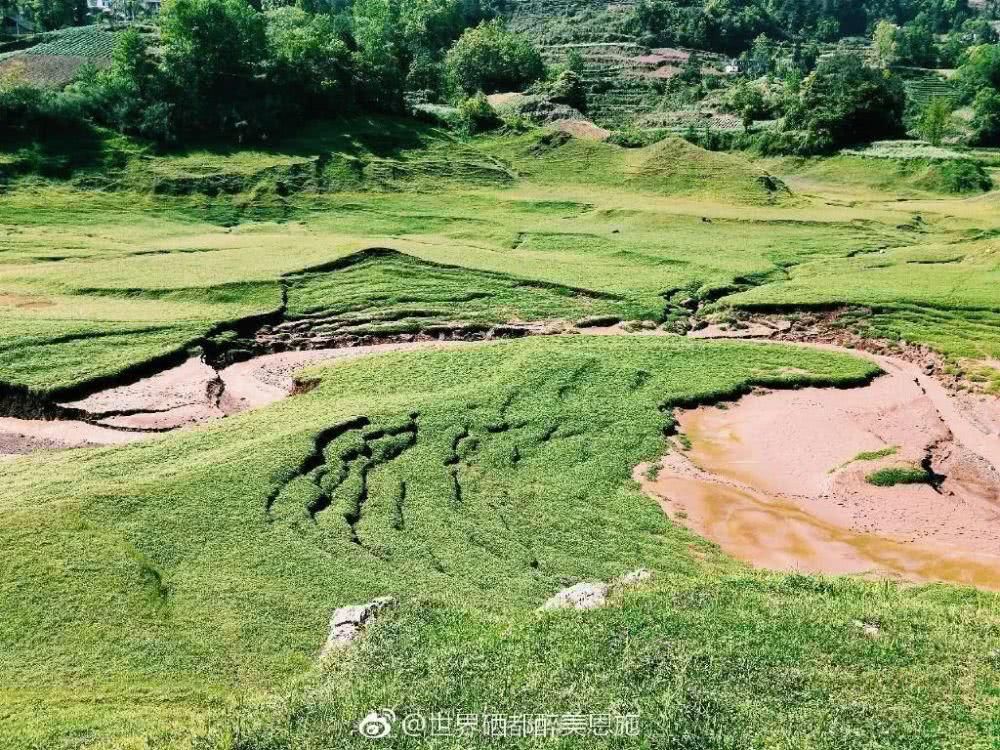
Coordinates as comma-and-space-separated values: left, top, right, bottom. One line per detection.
12, 334, 991, 750
1, 121, 915, 396
625, 137, 789, 203
2, 338, 998, 749
284, 249, 649, 325
724, 237, 1000, 360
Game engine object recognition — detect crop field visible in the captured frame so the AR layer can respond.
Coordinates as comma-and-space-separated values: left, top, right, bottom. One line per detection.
0, 27, 120, 87
19, 26, 121, 58
3, 117, 1000, 748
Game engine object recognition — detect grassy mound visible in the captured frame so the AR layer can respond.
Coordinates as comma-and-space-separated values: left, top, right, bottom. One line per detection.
482, 130, 791, 204
285, 249, 649, 326
772, 153, 994, 196
626, 137, 790, 203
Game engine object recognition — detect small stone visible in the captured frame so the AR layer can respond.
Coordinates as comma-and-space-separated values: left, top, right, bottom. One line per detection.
851, 619, 881, 639
773, 319, 792, 332
575, 315, 621, 328
320, 596, 395, 657
540, 582, 609, 611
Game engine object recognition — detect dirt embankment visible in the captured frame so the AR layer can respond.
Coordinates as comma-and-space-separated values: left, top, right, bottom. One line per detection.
0, 342, 462, 457
0, 315, 628, 457
639, 341, 1000, 590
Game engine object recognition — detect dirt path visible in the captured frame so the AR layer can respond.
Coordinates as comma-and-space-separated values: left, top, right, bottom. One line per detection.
639, 339, 1000, 589
0, 416, 143, 458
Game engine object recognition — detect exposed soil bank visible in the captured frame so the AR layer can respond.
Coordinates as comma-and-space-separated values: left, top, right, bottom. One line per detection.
2, 341, 461, 456
640, 340, 1000, 589
3, 316, 616, 456
0, 417, 142, 458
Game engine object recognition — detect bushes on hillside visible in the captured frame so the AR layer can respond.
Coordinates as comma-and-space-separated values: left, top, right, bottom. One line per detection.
785, 53, 905, 151
634, 0, 973, 55
956, 44, 1000, 145
445, 20, 544, 95
971, 89, 1000, 145
159, 0, 269, 139
0, 79, 86, 138
265, 6, 352, 114
457, 91, 500, 133
41, 0, 520, 145
932, 159, 993, 193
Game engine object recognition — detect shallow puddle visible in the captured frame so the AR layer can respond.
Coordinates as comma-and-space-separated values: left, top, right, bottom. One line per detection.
651, 474, 1000, 589
642, 349, 1000, 590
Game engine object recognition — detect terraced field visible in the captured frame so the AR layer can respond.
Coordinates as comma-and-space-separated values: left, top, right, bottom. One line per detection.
3, 118, 1000, 748
0, 26, 120, 87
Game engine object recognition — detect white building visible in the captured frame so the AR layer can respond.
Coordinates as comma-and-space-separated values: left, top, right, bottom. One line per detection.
86, 0, 161, 17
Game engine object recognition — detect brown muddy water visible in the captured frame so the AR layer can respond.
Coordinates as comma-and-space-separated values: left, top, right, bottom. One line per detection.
639, 344, 1000, 589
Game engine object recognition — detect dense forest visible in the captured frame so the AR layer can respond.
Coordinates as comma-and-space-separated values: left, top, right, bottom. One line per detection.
3, 0, 1000, 152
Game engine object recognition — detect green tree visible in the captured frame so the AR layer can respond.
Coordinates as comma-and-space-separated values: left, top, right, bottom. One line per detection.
972, 88, 1000, 144
159, 0, 268, 138
548, 69, 585, 111
445, 20, 543, 95
896, 20, 937, 67
919, 97, 952, 145
352, 0, 470, 111
956, 44, 1000, 101
351, 0, 407, 110
728, 80, 767, 130
565, 49, 586, 76
787, 52, 905, 150
872, 20, 898, 68
457, 90, 500, 133
22, 0, 86, 30
265, 6, 351, 112
0, 0, 18, 24
90, 28, 173, 140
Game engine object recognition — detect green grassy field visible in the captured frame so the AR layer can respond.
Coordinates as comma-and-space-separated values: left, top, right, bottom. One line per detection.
0, 117, 970, 395
3, 118, 1000, 748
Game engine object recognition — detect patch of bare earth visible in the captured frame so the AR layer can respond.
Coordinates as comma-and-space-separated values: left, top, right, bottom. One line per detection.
549, 119, 611, 142
2, 341, 467, 456
638, 347, 1000, 589
0, 417, 141, 459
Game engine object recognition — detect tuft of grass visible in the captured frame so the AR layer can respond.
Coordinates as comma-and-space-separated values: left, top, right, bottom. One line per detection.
853, 446, 899, 462
831, 445, 899, 472
866, 465, 932, 487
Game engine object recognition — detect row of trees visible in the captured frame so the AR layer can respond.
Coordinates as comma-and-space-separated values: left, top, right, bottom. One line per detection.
953, 43, 1000, 142
1, 0, 88, 30
635, 0, 981, 55
718, 52, 906, 152
29, 0, 545, 143
872, 16, 996, 68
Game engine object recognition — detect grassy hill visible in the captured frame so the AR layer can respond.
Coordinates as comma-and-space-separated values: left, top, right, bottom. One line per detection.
3, 117, 1000, 747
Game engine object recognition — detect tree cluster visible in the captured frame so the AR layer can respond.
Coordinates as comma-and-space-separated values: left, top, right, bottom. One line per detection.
955, 42, 1000, 143
2, 0, 546, 144
636, 0, 977, 56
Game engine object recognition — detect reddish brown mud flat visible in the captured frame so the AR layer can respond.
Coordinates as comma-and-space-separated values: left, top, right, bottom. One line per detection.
639, 345, 1000, 589
0, 416, 142, 458
2, 341, 460, 456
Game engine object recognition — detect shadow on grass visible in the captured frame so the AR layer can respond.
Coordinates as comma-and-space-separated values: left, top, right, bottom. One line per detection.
1, 124, 119, 178
161, 115, 448, 162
